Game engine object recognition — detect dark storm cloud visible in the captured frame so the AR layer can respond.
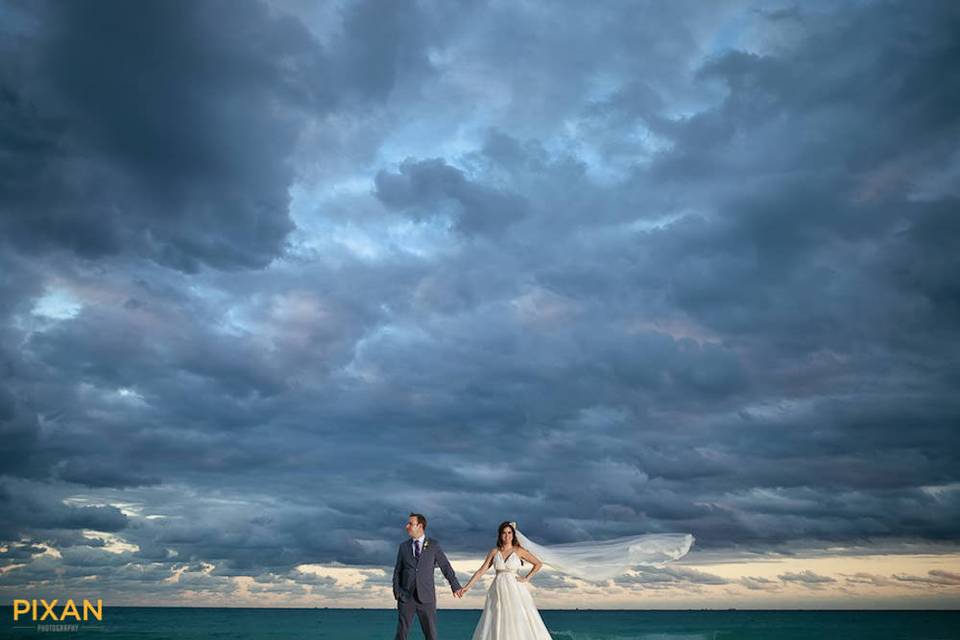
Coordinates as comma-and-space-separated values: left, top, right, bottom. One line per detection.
0, 542, 47, 561
1, 0, 959, 604
0, 0, 442, 271
0, 484, 127, 541
375, 158, 528, 236
0, 1, 320, 270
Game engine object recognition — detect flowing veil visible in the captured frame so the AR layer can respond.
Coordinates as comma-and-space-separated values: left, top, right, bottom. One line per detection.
511, 524, 694, 582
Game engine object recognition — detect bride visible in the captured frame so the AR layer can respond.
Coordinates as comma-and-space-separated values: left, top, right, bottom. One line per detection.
456, 521, 695, 640
457, 521, 552, 640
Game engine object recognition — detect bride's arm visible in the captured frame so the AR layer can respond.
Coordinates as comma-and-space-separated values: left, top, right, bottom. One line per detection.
459, 548, 497, 595
516, 548, 543, 582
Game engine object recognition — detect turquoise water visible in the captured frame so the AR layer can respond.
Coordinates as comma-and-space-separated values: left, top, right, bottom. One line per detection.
2, 607, 958, 639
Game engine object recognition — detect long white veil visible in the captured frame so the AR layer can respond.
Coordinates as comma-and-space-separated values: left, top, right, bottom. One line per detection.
512, 524, 694, 582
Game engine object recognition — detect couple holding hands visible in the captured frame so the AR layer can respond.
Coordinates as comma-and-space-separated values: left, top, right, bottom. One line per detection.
393, 512, 695, 640
392, 513, 553, 640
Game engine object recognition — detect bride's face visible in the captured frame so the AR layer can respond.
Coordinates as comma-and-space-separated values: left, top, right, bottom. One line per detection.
500, 527, 514, 546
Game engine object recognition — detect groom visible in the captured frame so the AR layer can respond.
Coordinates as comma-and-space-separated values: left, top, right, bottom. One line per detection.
393, 512, 462, 640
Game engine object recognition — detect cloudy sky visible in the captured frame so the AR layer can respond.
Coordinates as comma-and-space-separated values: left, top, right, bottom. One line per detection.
1, 0, 959, 609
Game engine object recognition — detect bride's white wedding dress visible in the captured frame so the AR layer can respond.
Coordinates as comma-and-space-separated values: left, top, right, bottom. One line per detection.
470, 549, 552, 640
467, 526, 695, 639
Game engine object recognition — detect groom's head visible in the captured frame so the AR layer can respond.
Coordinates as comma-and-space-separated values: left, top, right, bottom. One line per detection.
405, 513, 427, 538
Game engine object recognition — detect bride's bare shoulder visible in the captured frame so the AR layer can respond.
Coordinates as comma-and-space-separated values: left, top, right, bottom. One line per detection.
517, 546, 537, 560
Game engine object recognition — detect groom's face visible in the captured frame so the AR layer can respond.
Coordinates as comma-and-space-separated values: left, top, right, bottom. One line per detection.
405, 516, 424, 539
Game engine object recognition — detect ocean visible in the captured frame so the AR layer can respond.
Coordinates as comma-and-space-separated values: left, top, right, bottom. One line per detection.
3, 607, 958, 639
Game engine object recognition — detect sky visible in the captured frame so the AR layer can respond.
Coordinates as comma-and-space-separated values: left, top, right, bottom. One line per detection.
0, 0, 959, 609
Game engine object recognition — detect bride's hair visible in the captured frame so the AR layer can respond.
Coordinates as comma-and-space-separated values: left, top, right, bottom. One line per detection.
497, 521, 524, 565
496, 521, 522, 550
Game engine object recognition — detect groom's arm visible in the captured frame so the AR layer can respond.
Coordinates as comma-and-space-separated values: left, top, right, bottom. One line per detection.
392, 544, 402, 600
433, 542, 462, 592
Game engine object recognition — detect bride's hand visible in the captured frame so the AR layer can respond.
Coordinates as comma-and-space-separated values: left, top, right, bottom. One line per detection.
516, 576, 528, 583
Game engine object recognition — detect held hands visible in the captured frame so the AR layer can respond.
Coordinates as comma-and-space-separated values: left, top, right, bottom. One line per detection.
455, 587, 469, 598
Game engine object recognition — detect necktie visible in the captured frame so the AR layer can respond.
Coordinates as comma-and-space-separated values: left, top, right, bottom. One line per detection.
414, 540, 421, 560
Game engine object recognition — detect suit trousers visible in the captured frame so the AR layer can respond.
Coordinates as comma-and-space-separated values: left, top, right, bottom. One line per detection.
394, 591, 437, 640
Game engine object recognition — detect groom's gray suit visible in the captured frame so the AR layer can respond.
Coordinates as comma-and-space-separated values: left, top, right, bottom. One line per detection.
393, 537, 461, 640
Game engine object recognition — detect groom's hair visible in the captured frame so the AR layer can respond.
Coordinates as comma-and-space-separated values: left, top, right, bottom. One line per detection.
409, 513, 427, 529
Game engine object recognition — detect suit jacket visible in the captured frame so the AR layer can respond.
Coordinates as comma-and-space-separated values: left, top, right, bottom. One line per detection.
392, 537, 462, 604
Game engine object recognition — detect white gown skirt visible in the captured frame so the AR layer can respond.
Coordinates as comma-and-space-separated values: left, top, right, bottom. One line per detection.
470, 554, 552, 640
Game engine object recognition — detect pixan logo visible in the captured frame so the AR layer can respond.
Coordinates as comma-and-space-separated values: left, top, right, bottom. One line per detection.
12, 599, 103, 633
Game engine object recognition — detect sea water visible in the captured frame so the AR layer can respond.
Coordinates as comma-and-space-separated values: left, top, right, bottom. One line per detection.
2, 607, 958, 639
